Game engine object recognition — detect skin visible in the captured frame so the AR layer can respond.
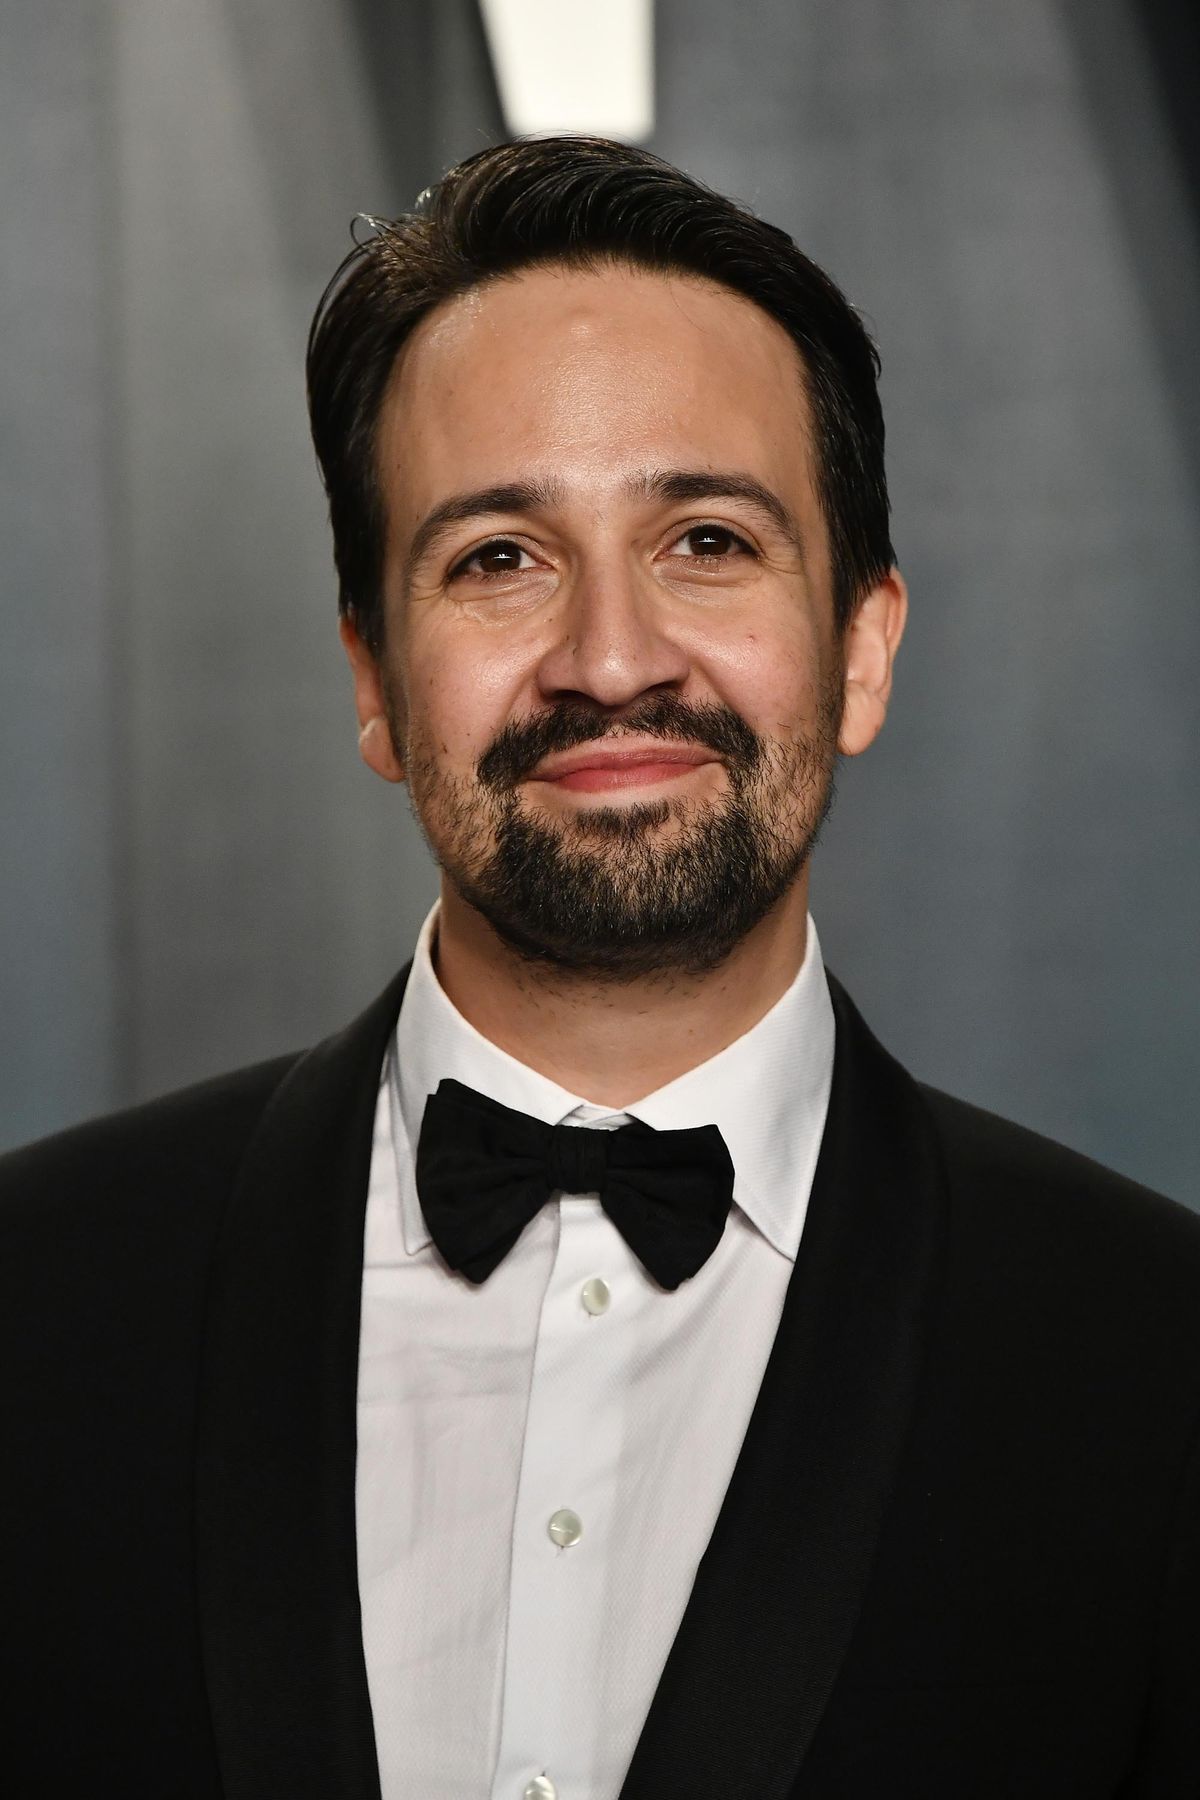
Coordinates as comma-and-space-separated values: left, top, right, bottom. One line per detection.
341, 263, 906, 1105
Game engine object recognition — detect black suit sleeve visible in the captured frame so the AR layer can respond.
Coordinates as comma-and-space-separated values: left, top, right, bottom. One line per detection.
1120, 1403, 1200, 1795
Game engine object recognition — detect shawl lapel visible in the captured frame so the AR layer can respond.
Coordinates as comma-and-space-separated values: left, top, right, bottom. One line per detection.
619, 975, 948, 1798
194, 968, 410, 1800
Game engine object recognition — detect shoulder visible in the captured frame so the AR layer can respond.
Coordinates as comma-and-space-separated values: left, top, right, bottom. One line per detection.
0, 1052, 301, 1245
915, 1079, 1200, 1363
919, 1079, 1199, 1246
0, 963, 411, 1255
0, 1055, 306, 1397
828, 970, 1200, 1278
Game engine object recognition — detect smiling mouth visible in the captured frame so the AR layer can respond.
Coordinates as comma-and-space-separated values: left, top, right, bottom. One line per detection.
526, 742, 720, 795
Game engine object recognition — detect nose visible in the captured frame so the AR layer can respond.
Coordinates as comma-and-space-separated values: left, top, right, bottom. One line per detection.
534, 556, 691, 709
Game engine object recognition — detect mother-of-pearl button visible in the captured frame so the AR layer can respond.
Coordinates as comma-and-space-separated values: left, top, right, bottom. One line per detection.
524, 1778, 557, 1800
547, 1507, 583, 1547
581, 1276, 610, 1315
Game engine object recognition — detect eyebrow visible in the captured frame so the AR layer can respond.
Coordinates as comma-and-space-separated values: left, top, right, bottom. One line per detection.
628, 469, 805, 555
402, 466, 805, 582
404, 479, 567, 582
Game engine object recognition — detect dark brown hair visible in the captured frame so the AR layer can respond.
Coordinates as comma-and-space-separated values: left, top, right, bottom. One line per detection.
307, 136, 893, 652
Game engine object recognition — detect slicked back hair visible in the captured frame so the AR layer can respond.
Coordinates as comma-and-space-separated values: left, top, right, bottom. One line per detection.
306, 136, 893, 653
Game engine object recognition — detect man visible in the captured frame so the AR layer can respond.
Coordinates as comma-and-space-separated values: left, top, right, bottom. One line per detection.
1, 136, 1198, 1799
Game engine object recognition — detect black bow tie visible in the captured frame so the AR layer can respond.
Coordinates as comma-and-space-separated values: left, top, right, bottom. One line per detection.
415, 1078, 735, 1290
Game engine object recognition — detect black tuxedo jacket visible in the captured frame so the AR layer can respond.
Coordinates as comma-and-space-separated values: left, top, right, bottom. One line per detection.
2, 970, 1199, 1798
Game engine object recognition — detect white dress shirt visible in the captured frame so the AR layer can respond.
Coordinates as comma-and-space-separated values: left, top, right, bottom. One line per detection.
356, 905, 835, 1800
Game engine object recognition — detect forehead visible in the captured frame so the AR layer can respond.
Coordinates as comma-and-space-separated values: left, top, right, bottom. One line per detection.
375, 263, 819, 522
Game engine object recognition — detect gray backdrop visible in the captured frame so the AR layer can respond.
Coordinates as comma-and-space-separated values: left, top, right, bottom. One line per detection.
3, 0, 1198, 1207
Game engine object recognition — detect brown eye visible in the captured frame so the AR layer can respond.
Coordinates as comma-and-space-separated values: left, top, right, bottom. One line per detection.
451, 538, 536, 578
675, 524, 752, 559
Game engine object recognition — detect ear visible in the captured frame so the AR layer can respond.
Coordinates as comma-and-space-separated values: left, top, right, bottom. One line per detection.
338, 615, 406, 783
838, 568, 908, 757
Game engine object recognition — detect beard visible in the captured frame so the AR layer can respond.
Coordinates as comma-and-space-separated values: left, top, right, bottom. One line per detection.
400, 685, 842, 981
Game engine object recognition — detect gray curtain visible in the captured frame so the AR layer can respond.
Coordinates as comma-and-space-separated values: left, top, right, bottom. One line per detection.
2, 0, 1197, 1207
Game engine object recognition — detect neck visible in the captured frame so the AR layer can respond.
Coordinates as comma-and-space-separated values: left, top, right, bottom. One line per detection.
432, 876, 812, 1108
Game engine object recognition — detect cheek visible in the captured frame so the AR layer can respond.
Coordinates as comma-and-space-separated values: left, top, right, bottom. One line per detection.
403, 627, 532, 767
702, 619, 828, 738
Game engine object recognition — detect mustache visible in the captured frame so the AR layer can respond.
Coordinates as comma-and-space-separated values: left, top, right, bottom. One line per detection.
476, 694, 762, 792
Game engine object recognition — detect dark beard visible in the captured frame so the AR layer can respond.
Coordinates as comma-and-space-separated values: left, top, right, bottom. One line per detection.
408, 691, 840, 981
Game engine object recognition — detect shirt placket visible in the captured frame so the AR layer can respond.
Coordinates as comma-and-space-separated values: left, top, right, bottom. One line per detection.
489, 1183, 641, 1800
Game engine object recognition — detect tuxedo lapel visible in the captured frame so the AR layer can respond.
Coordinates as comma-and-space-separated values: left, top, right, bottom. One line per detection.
619, 976, 948, 1800
194, 969, 410, 1800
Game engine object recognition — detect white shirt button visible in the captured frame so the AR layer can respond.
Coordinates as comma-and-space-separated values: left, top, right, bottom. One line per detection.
581, 1276, 611, 1315
547, 1507, 583, 1547
524, 1778, 557, 1800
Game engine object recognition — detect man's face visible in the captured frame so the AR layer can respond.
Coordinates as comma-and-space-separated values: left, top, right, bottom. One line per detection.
346, 263, 902, 977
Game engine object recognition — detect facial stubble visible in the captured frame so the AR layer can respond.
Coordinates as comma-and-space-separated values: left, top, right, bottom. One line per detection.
394, 684, 843, 981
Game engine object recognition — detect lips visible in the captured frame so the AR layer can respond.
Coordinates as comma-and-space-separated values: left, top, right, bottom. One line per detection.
528, 740, 718, 793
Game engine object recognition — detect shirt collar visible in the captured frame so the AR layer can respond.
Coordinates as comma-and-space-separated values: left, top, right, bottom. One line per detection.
389, 903, 834, 1263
